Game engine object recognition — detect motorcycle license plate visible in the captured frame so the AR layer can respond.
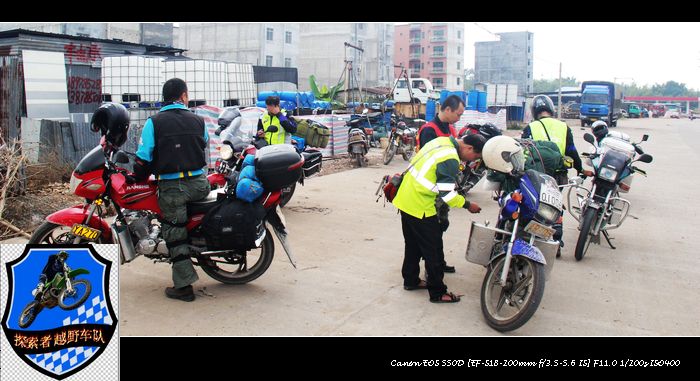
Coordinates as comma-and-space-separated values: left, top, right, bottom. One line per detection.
71, 224, 101, 241
540, 184, 563, 210
524, 221, 555, 240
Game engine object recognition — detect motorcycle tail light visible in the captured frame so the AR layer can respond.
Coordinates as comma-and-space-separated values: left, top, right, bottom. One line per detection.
511, 212, 519, 219
364, 128, 373, 135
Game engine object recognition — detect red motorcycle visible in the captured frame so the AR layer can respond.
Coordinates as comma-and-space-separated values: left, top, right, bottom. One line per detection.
28, 137, 299, 285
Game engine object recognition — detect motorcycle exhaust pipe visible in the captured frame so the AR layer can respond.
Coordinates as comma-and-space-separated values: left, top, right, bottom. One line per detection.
112, 224, 138, 264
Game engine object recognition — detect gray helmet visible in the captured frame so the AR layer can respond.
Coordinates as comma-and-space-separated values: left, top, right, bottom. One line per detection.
531, 95, 555, 120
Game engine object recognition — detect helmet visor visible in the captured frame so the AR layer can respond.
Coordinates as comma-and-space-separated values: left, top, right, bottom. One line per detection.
509, 150, 525, 173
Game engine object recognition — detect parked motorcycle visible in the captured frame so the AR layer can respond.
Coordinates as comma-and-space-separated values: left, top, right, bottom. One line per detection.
382, 118, 417, 165
567, 132, 653, 261
455, 123, 502, 195
19, 263, 91, 328
347, 109, 372, 167
213, 107, 321, 207
29, 134, 299, 285
465, 168, 563, 331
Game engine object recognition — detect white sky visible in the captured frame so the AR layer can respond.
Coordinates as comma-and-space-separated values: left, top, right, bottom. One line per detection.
463, 22, 700, 90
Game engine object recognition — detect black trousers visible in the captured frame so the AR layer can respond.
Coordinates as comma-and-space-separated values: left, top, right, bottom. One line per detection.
400, 211, 447, 299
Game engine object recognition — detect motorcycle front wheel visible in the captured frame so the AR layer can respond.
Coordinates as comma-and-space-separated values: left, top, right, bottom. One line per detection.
383, 137, 397, 165
58, 279, 92, 310
29, 222, 110, 245
198, 230, 274, 285
480, 255, 545, 332
18, 301, 41, 329
575, 207, 597, 261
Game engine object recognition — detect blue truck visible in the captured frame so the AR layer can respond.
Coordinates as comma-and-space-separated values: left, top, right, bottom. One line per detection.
579, 81, 622, 127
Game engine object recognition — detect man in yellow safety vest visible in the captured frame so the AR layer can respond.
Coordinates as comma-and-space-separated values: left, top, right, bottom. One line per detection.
393, 134, 485, 303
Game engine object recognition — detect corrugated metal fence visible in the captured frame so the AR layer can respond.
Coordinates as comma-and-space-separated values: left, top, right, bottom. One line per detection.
0, 56, 24, 142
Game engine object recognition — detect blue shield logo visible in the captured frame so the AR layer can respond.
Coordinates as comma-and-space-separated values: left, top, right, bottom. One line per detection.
1, 245, 117, 380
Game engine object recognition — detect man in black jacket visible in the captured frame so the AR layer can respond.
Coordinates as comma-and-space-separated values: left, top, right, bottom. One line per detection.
134, 78, 211, 302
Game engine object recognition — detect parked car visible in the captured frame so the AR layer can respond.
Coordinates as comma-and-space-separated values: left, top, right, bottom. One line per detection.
665, 109, 680, 118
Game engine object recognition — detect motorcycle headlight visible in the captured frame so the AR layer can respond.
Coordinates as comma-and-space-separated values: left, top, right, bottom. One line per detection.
220, 144, 234, 160
537, 203, 561, 225
598, 167, 618, 182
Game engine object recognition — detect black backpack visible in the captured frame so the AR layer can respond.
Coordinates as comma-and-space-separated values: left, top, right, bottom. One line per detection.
200, 198, 267, 250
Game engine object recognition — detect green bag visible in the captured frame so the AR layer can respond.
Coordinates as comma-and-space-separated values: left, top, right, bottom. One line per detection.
307, 122, 330, 148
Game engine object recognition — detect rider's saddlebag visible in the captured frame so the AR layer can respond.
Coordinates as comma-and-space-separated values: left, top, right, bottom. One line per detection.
301, 149, 323, 177
201, 198, 266, 250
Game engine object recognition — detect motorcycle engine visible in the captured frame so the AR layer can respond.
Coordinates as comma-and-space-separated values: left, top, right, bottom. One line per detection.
125, 211, 168, 256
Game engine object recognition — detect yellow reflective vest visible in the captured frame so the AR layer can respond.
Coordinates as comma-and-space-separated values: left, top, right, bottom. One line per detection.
393, 136, 466, 218
528, 117, 568, 156
261, 109, 289, 145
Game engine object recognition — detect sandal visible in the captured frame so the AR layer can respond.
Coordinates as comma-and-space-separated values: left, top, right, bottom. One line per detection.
430, 292, 461, 303
404, 279, 428, 290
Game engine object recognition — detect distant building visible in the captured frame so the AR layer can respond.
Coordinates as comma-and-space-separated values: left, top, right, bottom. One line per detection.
475, 31, 533, 96
0, 23, 175, 47
297, 23, 393, 93
394, 23, 464, 90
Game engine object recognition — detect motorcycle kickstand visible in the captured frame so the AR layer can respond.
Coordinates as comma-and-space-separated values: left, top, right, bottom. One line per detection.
602, 231, 616, 250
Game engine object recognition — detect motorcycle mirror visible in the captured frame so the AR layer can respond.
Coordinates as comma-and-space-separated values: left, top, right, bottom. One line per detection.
114, 151, 130, 164
636, 153, 653, 163
583, 133, 596, 145
634, 145, 644, 155
642, 134, 649, 142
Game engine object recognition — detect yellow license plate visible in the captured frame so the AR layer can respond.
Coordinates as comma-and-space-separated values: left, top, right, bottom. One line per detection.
524, 221, 555, 240
71, 224, 101, 241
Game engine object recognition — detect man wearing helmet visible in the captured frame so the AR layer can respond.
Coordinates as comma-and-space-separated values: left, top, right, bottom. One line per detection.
393, 133, 484, 304
522, 95, 593, 183
32, 251, 70, 298
591, 120, 609, 143
134, 78, 211, 302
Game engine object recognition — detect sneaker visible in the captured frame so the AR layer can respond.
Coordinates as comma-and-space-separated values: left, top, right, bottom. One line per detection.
165, 285, 195, 302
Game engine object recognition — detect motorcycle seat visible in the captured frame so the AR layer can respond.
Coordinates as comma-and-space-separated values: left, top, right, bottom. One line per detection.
187, 189, 225, 215
366, 112, 382, 119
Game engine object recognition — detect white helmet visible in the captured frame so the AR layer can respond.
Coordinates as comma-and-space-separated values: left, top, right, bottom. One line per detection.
482, 136, 525, 174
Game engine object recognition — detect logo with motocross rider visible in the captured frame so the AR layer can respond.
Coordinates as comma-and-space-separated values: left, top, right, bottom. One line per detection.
1, 245, 117, 380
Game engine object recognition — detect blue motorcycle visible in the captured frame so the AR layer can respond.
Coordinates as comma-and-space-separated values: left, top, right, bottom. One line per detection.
466, 169, 563, 331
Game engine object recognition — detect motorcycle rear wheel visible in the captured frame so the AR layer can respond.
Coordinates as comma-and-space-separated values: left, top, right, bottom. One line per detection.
199, 230, 274, 285
401, 141, 415, 161
480, 255, 545, 332
279, 182, 297, 208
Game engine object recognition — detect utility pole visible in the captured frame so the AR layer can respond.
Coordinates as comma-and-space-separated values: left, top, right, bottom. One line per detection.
557, 62, 562, 119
